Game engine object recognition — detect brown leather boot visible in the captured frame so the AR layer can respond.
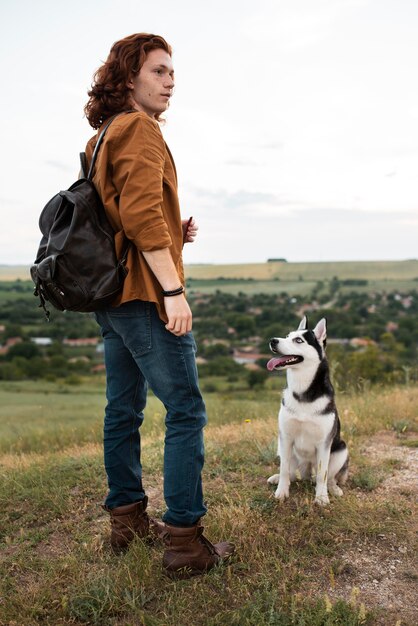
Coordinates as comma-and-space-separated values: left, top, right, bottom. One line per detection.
103, 496, 149, 553
157, 521, 235, 578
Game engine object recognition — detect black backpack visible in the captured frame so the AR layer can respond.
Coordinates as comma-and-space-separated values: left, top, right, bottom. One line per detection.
31, 113, 132, 319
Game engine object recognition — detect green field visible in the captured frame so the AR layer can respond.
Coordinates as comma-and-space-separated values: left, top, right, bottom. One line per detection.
185, 260, 418, 295
0, 379, 417, 625
3, 260, 417, 297
185, 259, 418, 281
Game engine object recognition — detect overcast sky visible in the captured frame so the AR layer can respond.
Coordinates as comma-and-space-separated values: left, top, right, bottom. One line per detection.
1, 0, 417, 266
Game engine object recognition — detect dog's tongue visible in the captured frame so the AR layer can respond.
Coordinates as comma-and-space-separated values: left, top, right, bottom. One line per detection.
267, 356, 288, 371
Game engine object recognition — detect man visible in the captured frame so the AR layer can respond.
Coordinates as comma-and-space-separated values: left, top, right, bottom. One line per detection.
84, 33, 234, 577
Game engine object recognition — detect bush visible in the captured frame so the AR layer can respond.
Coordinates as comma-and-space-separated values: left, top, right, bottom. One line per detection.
247, 369, 269, 389
198, 356, 241, 377
202, 382, 218, 393
203, 344, 231, 359
65, 374, 82, 385
7, 342, 40, 360
0, 362, 25, 380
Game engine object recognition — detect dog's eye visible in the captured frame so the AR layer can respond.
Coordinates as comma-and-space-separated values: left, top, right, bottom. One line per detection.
293, 337, 304, 344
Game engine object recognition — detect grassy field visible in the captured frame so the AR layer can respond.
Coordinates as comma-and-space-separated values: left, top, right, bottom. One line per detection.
3, 260, 418, 282
184, 260, 418, 282
0, 379, 417, 625
0, 266, 32, 281
3, 260, 417, 297
186, 278, 418, 297
184, 260, 418, 295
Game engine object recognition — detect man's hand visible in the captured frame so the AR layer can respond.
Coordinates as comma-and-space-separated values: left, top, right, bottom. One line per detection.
164, 294, 192, 336
141, 247, 192, 336
182, 217, 198, 244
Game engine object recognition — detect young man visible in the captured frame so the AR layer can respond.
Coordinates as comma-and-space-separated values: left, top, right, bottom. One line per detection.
84, 33, 234, 577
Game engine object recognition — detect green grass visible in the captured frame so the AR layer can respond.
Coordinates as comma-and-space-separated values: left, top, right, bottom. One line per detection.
0, 382, 417, 625
185, 260, 418, 281
186, 278, 418, 296
183, 260, 418, 295
0, 379, 282, 455
2, 260, 418, 298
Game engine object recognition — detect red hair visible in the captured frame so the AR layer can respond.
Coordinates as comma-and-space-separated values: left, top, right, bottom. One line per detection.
84, 33, 172, 129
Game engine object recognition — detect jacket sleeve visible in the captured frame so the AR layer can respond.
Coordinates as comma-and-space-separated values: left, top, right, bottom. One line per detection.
110, 114, 172, 251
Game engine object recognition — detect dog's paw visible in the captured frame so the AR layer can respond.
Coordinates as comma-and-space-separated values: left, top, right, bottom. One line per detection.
329, 485, 343, 497
274, 487, 289, 501
267, 473, 280, 485
314, 494, 330, 506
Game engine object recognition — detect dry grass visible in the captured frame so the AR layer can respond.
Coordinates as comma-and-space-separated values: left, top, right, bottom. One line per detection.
2, 259, 418, 283
0, 384, 417, 625
184, 260, 418, 281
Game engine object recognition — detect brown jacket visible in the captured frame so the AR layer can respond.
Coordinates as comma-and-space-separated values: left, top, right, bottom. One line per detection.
85, 111, 184, 322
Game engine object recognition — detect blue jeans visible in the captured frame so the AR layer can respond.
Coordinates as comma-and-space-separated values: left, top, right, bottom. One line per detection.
94, 300, 207, 526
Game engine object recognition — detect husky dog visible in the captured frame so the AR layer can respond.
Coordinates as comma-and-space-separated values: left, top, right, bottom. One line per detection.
266, 316, 348, 506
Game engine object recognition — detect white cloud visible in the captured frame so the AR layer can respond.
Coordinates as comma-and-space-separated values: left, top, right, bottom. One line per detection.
0, 0, 417, 264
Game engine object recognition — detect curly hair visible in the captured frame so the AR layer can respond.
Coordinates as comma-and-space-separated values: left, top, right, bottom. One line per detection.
84, 33, 172, 129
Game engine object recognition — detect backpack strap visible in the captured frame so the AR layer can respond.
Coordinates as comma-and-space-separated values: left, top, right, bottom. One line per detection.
79, 152, 88, 178
87, 110, 136, 180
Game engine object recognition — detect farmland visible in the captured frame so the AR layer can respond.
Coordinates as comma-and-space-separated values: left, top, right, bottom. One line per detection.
0, 260, 417, 624
2, 259, 418, 298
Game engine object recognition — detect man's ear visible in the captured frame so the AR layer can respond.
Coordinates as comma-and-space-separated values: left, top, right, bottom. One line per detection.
313, 318, 327, 344
298, 316, 308, 331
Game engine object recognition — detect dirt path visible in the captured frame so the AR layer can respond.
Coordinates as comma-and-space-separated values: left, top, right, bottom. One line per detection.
327, 432, 418, 625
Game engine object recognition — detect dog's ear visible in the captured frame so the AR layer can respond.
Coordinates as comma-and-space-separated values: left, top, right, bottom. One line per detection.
313, 318, 327, 344
298, 316, 308, 331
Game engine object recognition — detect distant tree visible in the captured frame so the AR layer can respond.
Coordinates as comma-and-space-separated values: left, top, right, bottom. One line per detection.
198, 356, 242, 377
7, 342, 40, 360
247, 369, 268, 389
346, 346, 386, 384
225, 313, 256, 337
2, 323, 24, 340
0, 362, 25, 380
203, 344, 231, 359
329, 276, 341, 293
46, 341, 64, 356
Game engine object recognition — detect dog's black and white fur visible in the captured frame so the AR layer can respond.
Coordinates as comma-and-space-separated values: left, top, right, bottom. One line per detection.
267, 316, 349, 506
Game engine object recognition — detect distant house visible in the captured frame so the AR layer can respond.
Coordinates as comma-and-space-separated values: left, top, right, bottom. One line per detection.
267, 258, 287, 263
0, 336, 22, 355
31, 337, 52, 346
91, 363, 106, 373
244, 362, 261, 371
350, 338, 377, 348
233, 349, 268, 365
191, 296, 211, 305
327, 338, 350, 346
202, 338, 230, 347
68, 356, 90, 364
297, 302, 319, 316
63, 338, 99, 347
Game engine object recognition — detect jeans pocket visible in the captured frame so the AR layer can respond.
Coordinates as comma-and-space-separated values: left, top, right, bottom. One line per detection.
107, 301, 152, 357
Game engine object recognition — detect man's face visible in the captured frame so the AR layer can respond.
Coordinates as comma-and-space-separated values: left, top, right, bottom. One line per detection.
128, 48, 174, 118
